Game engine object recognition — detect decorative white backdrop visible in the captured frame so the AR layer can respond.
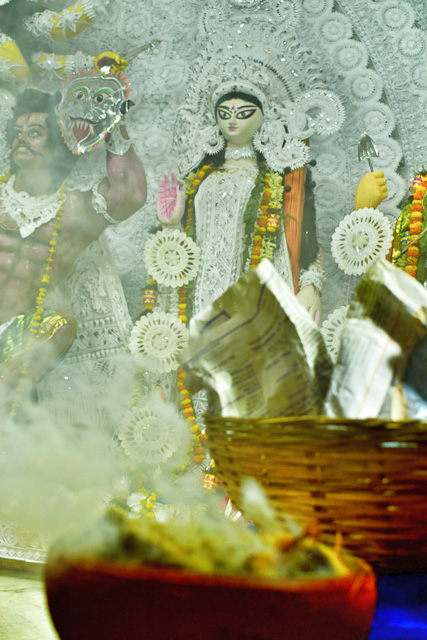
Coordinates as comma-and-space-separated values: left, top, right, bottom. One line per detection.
0, 0, 427, 562
1, 0, 427, 321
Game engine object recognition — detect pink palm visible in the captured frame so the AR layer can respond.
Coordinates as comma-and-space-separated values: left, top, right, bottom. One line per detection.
157, 171, 185, 226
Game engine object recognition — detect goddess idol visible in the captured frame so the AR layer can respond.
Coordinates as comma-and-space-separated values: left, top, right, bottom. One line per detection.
148, 45, 387, 320
126, 44, 387, 474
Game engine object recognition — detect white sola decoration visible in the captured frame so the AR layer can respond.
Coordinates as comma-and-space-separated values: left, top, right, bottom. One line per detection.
321, 305, 349, 361
173, 40, 345, 175
118, 395, 190, 468
144, 227, 200, 288
129, 310, 189, 373
331, 208, 393, 276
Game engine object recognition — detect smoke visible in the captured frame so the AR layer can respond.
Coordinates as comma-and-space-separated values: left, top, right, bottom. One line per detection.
0, 347, 197, 553
0, 396, 128, 542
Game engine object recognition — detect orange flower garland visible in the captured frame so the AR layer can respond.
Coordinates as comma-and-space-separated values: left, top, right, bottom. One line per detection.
402, 171, 427, 279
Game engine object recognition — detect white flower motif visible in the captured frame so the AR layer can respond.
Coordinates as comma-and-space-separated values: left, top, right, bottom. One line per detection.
302, 0, 333, 15
319, 15, 352, 43
331, 208, 394, 276
118, 396, 190, 468
33, 53, 64, 80
360, 104, 395, 138
55, 6, 90, 39
398, 29, 426, 59
144, 228, 201, 288
332, 40, 368, 72
380, 2, 415, 31
24, 11, 55, 37
0, 57, 26, 82
321, 305, 349, 361
347, 70, 382, 103
129, 311, 189, 373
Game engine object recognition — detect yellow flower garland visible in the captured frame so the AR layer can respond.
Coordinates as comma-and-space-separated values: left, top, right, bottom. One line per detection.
5, 179, 66, 416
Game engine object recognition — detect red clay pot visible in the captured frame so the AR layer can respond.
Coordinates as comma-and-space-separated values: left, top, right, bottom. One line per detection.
45, 557, 377, 640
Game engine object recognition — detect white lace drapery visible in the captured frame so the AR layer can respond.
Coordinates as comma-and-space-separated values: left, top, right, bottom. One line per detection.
193, 165, 294, 314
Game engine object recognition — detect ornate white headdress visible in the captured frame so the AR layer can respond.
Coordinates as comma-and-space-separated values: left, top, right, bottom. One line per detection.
174, 35, 345, 175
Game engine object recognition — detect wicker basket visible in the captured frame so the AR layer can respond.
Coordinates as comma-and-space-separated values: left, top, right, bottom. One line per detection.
205, 415, 427, 573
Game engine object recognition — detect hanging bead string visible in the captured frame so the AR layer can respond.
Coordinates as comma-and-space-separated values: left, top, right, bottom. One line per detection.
9, 189, 66, 417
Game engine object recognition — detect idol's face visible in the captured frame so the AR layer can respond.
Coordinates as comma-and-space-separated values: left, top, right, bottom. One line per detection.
216, 98, 263, 147
12, 113, 56, 167
56, 74, 127, 154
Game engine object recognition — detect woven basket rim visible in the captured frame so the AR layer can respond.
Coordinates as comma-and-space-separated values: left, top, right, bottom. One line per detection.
205, 414, 427, 428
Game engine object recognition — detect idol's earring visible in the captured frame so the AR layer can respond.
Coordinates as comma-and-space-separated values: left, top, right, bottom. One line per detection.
253, 120, 272, 154
202, 124, 225, 156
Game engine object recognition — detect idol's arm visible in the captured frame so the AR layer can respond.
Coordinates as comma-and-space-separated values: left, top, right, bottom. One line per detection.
97, 124, 147, 221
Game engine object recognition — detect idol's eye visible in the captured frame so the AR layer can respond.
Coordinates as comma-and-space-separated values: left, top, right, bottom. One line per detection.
72, 89, 88, 102
27, 128, 42, 138
236, 108, 257, 119
217, 108, 231, 120
93, 90, 112, 105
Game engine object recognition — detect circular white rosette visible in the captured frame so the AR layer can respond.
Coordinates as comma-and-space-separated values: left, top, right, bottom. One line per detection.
144, 228, 201, 288
129, 311, 189, 373
331, 208, 393, 276
118, 396, 190, 469
320, 305, 349, 361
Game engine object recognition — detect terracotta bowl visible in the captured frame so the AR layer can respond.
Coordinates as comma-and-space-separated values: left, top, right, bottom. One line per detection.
45, 556, 376, 640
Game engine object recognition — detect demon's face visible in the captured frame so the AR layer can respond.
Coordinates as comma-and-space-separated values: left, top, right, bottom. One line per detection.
56, 72, 129, 154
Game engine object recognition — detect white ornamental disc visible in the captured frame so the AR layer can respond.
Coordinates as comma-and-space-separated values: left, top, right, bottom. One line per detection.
118, 398, 190, 468
129, 311, 189, 373
331, 208, 393, 276
320, 305, 349, 361
144, 228, 200, 288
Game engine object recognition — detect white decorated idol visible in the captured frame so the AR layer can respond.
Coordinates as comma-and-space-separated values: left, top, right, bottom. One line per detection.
151, 46, 389, 325
129, 45, 388, 473
152, 49, 348, 325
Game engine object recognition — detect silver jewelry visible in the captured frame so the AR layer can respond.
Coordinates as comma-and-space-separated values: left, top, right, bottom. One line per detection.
105, 126, 132, 157
224, 147, 256, 161
298, 257, 325, 294
92, 182, 119, 225
0, 175, 65, 238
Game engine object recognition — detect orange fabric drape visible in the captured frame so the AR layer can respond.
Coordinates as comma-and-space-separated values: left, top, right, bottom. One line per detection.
283, 165, 307, 294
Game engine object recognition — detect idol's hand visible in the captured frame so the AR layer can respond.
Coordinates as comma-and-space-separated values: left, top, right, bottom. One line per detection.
94, 51, 129, 73
157, 172, 185, 227
355, 171, 388, 210
296, 285, 321, 324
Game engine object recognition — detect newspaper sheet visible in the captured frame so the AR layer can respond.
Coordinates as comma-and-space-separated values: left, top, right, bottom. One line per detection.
324, 259, 427, 418
180, 260, 332, 418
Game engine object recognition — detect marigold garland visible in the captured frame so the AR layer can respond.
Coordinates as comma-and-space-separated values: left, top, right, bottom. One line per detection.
392, 171, 427, 279
141, 163, 285, 470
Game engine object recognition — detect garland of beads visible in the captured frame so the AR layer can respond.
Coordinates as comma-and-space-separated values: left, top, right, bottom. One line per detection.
393, 171, 427, 279
141, 163, 285, 469
9, 187, 66, 417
